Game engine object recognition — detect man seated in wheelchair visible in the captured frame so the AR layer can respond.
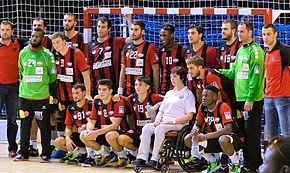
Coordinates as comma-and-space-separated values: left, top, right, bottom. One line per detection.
105, 76, 164, 168
185, 85, 243, 173
132, 66, 196, 168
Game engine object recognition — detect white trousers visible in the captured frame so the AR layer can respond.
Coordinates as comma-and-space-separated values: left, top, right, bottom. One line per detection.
137, 123, 184, 161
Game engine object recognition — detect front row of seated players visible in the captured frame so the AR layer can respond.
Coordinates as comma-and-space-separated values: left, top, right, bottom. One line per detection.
132, 66, 196, 168
184, 85, 243, 173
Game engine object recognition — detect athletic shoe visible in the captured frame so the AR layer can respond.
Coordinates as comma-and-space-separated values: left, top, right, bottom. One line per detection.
65, 153, 80, 164
59, 152, 73, 163
131, 158, 147, 167
39, 156, 50, 163
184, 156, 201, 166
96, 152, 116, 167
8, 150, 18, 158
230, 163, 240, 173
80, 157, 96, 167
201, 161, 221, 173
114, 157, 130, 168
95, 153, 102, 164
28, 145, 39, 157
51, 149, 67, 159
216, 163, 230, 172
13, 154, 29, 161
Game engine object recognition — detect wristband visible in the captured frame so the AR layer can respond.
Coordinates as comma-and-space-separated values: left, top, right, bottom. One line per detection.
117, 87, 124, 95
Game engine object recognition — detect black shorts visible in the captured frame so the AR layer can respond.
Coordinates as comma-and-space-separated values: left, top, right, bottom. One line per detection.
71, 132, 85, 147
204, 133, 243, 153
96, 134, 110, 147
122, 130, 141, 148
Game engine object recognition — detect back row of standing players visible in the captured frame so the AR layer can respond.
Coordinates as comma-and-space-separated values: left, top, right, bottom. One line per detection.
1, 12, 290, 171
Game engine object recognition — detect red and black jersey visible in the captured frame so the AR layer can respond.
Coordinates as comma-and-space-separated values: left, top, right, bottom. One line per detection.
42, 36, 52, 51
90, 98, 126, 129
185, 43, 220, 99
196, 101, 233, 133
159, 44, 186, 95
265, 41, 290, 98
122, 41, 159, 95
54, 47, 89, 102
125, 93, 164, 133
204, 69, 235, 107
185, 43, 220, 69
66, 32, 85, 53
65, 99, 93, 127
89, 37, 125, 95
219, 39, 242, 69
0, 38, 24, 84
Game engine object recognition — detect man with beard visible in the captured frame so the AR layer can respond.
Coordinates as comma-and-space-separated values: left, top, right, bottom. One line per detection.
0, 20, 24, 158
14, 28, 57, 163
32, 17, 52, 50
63, 13, 85, 53
89, 16, 131, 96
118, 20, 159, 96
158, 23, 186, 95
29, 17, 56, 157
50, 32, 91, 159
185, 24, 220, 105
220, 22, 265, 172
220, 20, 242, 70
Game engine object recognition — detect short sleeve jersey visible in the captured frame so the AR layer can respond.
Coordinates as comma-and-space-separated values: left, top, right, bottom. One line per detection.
90, 98, 125, 129
196, 101, 233, 133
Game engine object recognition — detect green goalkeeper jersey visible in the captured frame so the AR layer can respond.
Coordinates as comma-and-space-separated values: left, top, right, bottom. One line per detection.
219, 42, 265, 102
19, 46, 57, 100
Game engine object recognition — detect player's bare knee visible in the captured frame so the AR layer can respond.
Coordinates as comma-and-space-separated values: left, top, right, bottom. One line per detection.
54, 137, 65, 149
118, 135, 130, 147
105, 131, 118, 143
218, 135, 230, 148
79, 130, 88, 143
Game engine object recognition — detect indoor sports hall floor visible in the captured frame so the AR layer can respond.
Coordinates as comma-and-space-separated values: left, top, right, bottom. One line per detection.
0, 141, 187, 173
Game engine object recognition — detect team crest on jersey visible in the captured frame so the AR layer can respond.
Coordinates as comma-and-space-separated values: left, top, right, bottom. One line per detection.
173, 59, 179, 63
70, 106, 75, 111
224, 112, 232, 120
119, 106, 124, 114
98, 110, 102, 115
215, 117, 220, 123
161, 48, 165, 52
55, 60, 60, 65
105, 46, 111, 51
138, 53, 144, 57
67, 62, 72, 67
72, 43, 79, 48
254, 66, 260, 74
92, 50, 96, 55
155, 53, 159, 60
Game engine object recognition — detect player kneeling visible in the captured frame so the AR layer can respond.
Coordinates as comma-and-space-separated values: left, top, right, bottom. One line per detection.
80, 79, 126, 167
185, 85, 243, 173
106, 76, 164, 168
53, 83, 91, 164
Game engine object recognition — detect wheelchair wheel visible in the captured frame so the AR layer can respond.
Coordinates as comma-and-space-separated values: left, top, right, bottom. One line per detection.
161, 164, 170, 173
133, 166, 143, 173
159, 138, 174, 167
175, 124, 197, 172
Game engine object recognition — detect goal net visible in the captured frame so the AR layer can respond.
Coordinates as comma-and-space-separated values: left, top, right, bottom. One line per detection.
83, 8, 272, 49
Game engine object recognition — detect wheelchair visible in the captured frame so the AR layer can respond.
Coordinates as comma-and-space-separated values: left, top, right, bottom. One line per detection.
133, 124, 207, 173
